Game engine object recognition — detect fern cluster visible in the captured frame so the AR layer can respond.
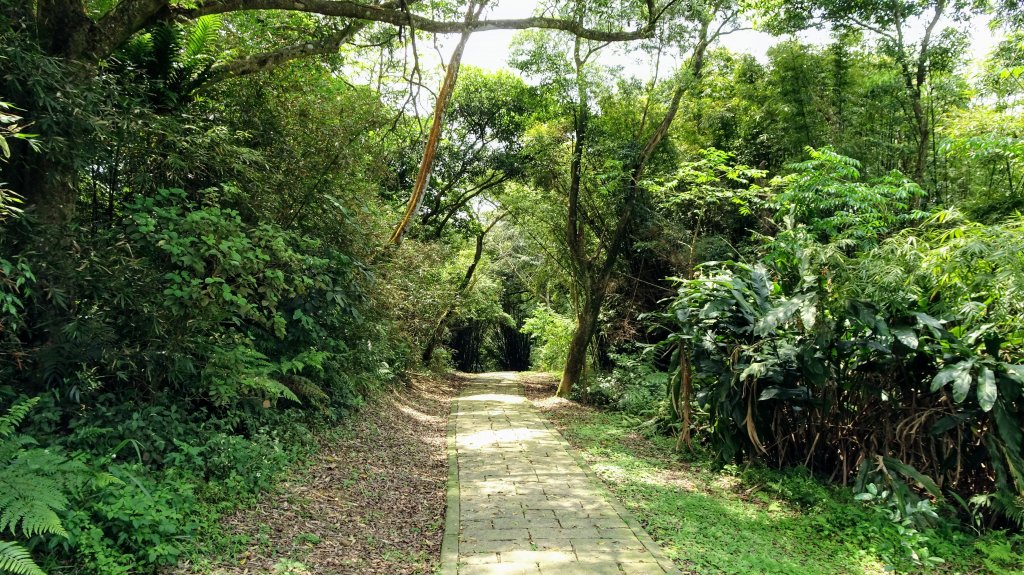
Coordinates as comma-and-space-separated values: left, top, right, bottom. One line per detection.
0, 398, 82, 575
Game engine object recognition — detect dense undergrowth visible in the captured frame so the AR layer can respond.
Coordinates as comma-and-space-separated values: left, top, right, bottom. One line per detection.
0, 193, 403, 573
0, 17, 422, 574
650, 151, 1024, 530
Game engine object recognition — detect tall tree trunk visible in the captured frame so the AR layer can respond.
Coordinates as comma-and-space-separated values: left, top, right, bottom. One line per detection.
912, 95, 929, 185
12, 153, 79, 226
899, 0, 945, 188
555, 19, 708, 398
36, 0, 94, 58
556, 37, 593, 398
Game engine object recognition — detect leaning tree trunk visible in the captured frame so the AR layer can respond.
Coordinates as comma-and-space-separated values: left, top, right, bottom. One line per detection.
557, 291, 601, 398
388, 0, 487, 245
421, 214, 502, 364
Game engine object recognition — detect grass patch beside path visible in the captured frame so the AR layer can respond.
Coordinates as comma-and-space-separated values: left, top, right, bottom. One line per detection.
176, 373, 462, 575
519, 373, 1021, 575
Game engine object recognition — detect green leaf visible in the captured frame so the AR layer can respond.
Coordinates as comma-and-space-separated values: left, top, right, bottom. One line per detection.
931, 360, 969, 393
951, 361, 975, 404
892, 326, 918, 350
882, 456, 941, 499
0, 540, 46, 575
913, 312, 945, 334
1003, 364, 1024, 384
977, 367, 997, 412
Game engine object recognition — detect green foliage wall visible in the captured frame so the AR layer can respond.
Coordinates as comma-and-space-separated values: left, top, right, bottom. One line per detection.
655, 149, 1024, 528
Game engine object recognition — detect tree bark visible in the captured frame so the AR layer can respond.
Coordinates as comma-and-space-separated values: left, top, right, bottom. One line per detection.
184, 0, 663, 43
557, 289, 601, 397
14, 155, 79, 226
36, 0, 95, 58
389, 0, 485, 245
556, 35, 594, 398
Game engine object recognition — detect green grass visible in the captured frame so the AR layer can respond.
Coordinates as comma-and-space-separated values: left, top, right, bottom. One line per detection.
552, 408, 1023, 575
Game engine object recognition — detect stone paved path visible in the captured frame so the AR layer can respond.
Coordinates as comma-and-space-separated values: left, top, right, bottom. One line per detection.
440, 372, 679, 575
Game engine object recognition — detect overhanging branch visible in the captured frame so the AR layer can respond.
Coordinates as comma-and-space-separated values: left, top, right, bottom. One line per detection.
205, 22, 362, 84
178, 0, 660, 42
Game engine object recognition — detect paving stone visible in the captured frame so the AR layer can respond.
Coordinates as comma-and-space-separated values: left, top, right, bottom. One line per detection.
570, 537, 646, 552
577, 550, 659, 563
539, 563, 622, 575
500, 550, 578, 564
619, 563, 667, 574
462, 528, 531, 542
493, 517, 558, 530
449, 374, 675, 575
529, 527, 600, 540
460, 563, 542, 575
529, 538, 575, 551
461, 539, 527, 554
523, 509, 557, 519
460, 553, 501, 565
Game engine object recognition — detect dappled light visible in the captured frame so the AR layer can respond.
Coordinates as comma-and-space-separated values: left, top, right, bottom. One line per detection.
2, 0, 1023, 573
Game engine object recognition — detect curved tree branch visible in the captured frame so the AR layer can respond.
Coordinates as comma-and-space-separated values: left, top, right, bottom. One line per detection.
179, 0, 660, 42
205, 22, 362, 84
81, 0, 672, 72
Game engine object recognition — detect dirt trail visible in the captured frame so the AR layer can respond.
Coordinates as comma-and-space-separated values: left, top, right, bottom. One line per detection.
181, 374, 462, 575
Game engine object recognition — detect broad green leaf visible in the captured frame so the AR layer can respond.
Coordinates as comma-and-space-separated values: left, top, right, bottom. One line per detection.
741, 361, 769, 382
913, 312, 945, 334
951, 361, 975, 404
932, 360, 974, 403
977, 367, 997, 412
892, 326, 918, 350
1003, 364, 1024, 384
882, 456, 941, 498
931, 361, 965, 392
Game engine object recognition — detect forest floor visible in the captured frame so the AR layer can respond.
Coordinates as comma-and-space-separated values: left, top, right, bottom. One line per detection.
177, 373, 463, 575
518, 373, 1004, 575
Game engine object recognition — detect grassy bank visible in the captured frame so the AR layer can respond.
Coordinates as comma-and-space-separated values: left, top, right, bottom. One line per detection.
521, 376, 1024, 575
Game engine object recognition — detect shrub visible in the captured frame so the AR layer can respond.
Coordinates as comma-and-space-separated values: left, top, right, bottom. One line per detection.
522, 305, 575, 372
591, 351, 667, 416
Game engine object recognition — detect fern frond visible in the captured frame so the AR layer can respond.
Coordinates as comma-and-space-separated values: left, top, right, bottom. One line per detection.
0, 464, 69, 538
149, 23, 182, 80
283, 375, 328, 408
184, 16, 222, 62
991, 491, 1024, 528
0, 540, 45, 575
0, 437, 35, 464
0, 400, 39, 440
248, 376, 300, 404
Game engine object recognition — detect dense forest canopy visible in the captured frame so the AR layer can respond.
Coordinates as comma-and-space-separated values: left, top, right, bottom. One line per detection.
2, 0, 1024, 573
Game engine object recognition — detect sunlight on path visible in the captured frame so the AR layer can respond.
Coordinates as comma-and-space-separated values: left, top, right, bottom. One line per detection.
443, 373, 679, 575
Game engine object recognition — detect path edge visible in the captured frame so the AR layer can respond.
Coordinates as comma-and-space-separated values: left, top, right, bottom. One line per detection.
439, 392, 460, 575
525, 384, 683, 575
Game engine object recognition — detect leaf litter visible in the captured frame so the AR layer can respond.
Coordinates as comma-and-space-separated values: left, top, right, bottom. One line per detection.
179, 374, 462, 575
